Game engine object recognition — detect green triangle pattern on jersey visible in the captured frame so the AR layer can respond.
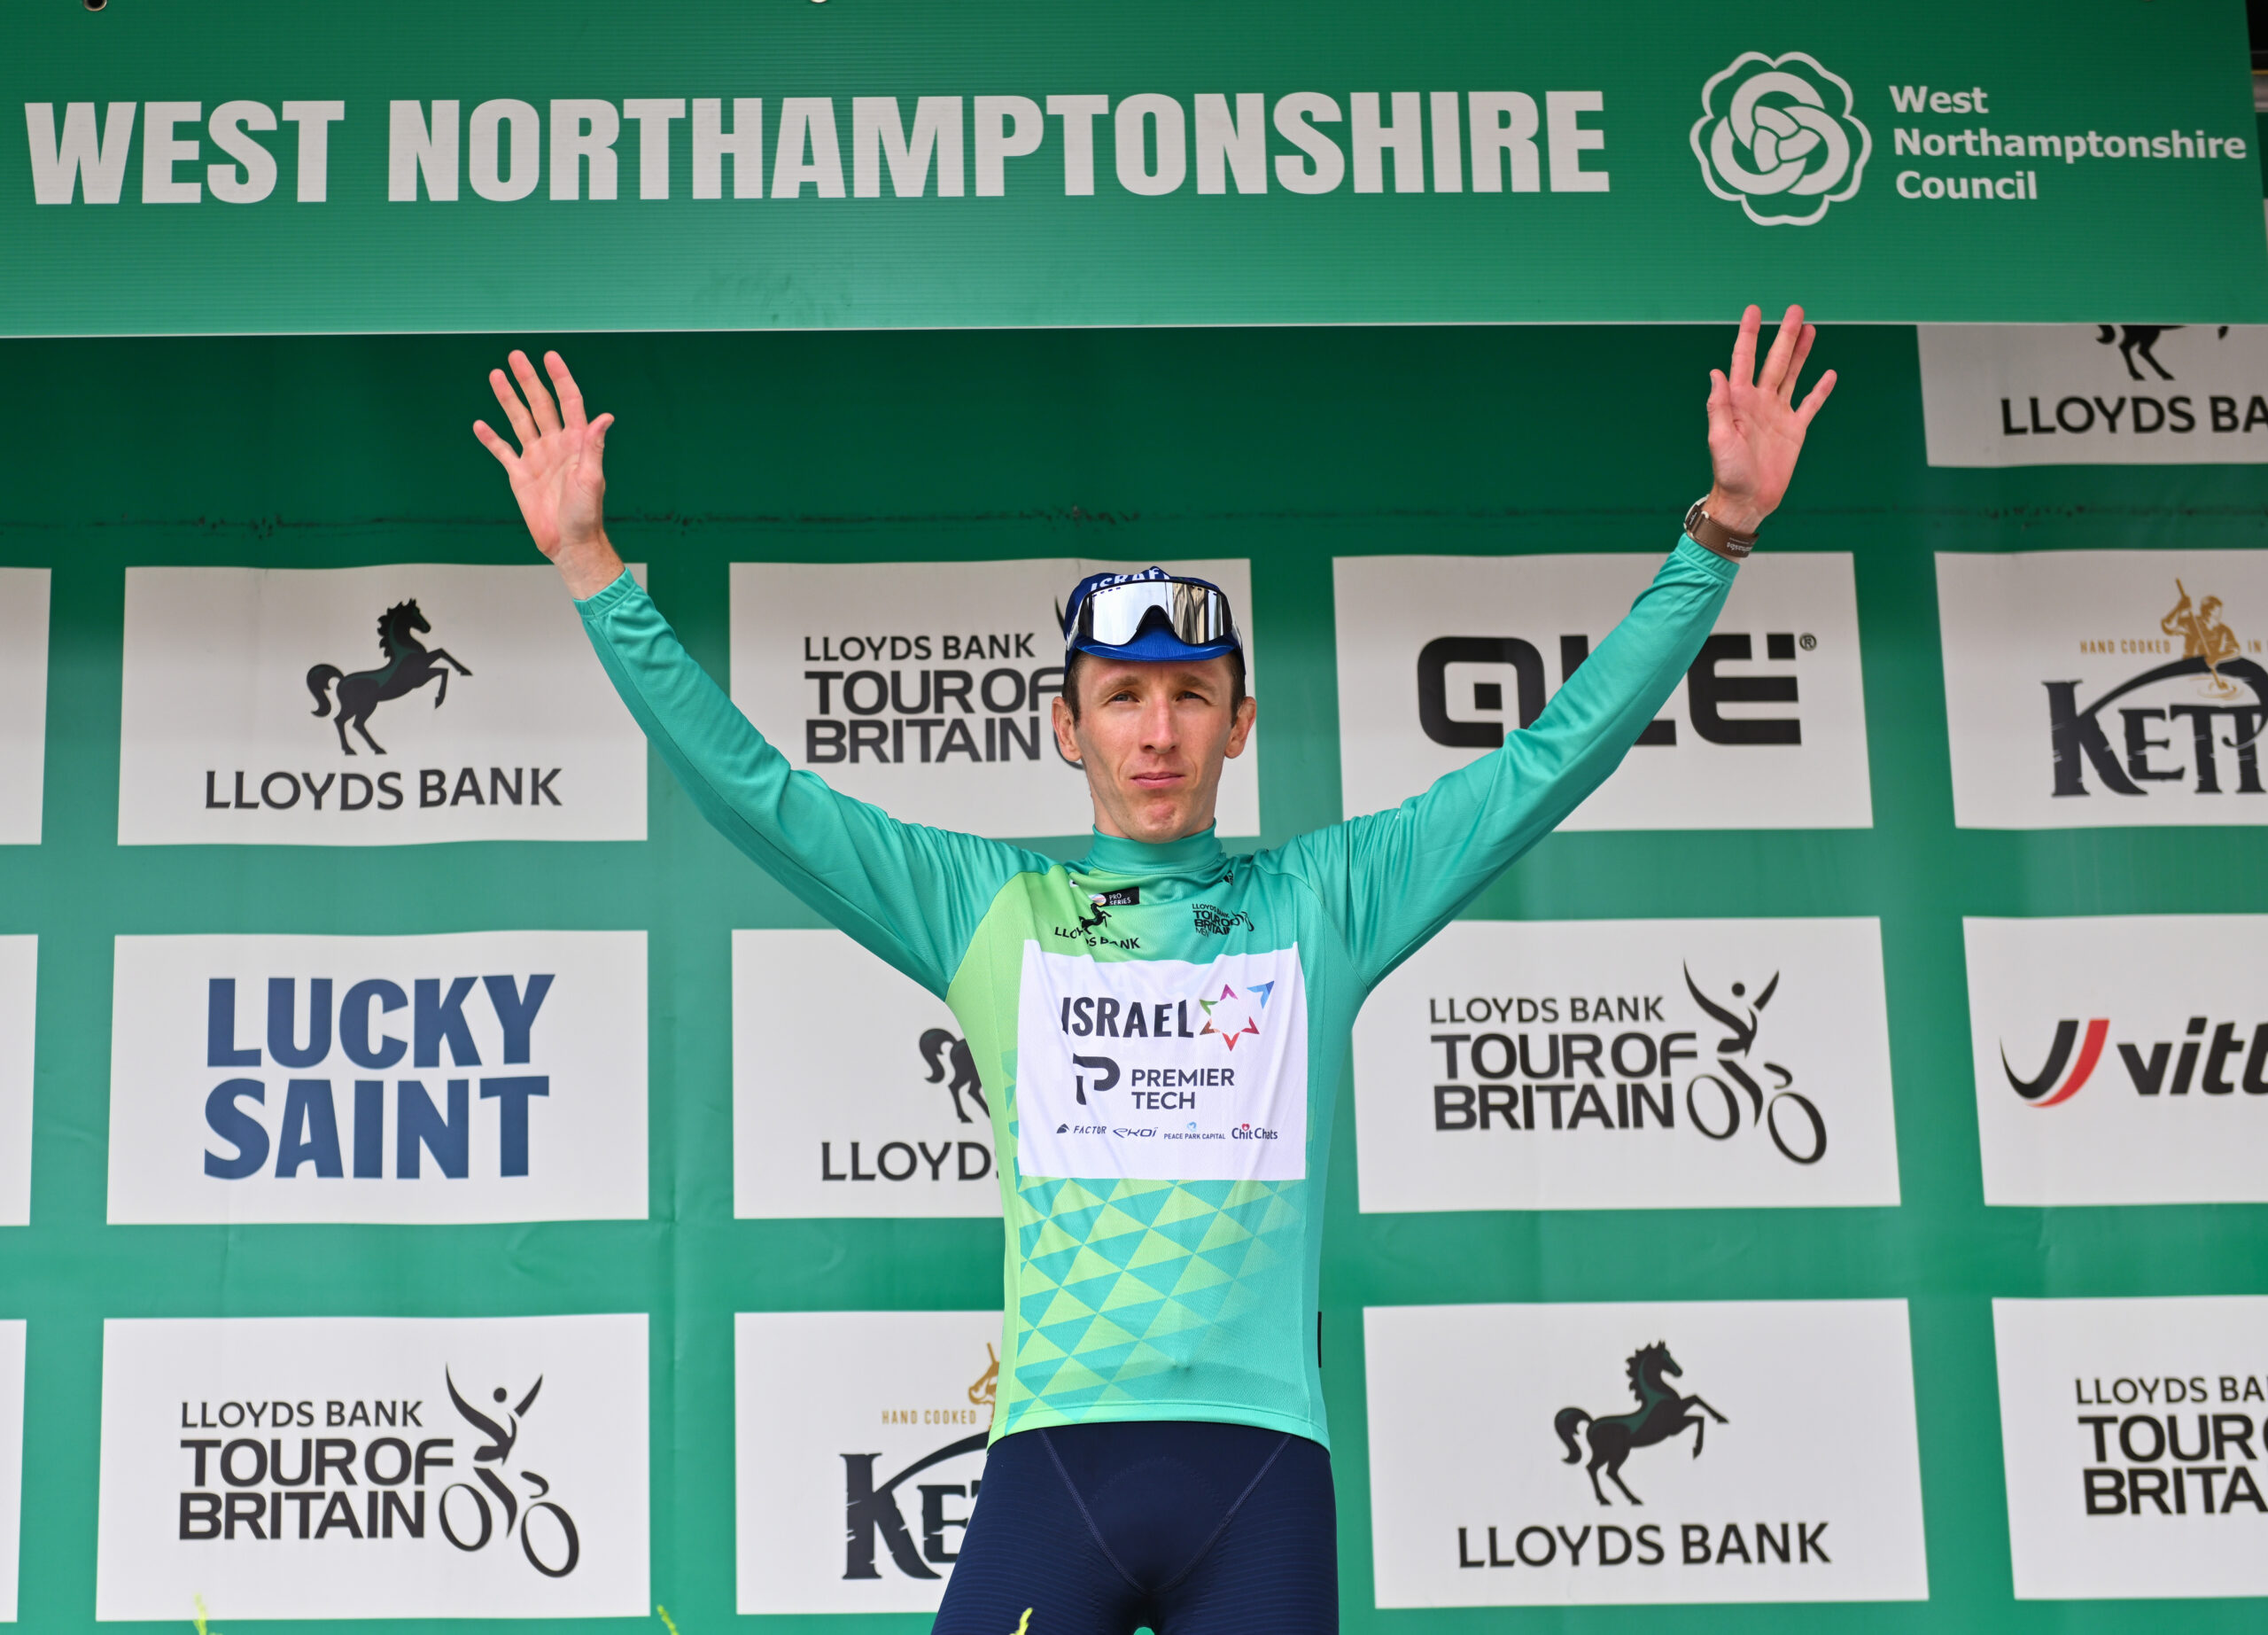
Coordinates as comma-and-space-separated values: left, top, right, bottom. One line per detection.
1001, 1172, 1307, 1426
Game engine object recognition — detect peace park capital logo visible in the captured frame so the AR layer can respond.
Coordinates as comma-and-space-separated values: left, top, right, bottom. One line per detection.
1693, 52, 1871, 226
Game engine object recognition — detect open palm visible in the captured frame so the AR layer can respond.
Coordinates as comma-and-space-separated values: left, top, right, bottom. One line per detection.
1705, 304, 1835, 533
474, 349, 623, 597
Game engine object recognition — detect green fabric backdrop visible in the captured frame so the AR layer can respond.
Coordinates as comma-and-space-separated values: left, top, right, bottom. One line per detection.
2, 320, 2264, 1631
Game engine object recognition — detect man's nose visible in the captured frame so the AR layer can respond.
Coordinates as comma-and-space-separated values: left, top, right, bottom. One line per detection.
1139, 695, 1178, 751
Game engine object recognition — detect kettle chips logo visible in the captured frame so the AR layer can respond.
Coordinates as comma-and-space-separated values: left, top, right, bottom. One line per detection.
1692, 52, 1868, 226
198, 974, 554, 1182
2040, 583, 2268, 800
1426, 969, 1828, 1165
840, 1346, 998, 1584
174, 1368, 581, 1577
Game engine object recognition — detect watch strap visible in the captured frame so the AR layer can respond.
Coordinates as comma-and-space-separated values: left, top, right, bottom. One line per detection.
1683, 499, 1757, 561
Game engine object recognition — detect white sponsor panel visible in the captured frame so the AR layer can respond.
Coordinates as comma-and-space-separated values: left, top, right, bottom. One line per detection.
108, 932, 647, 1225
1365, 1300, 1927, 1608
734, 930, 1000, 1218
1995, 1296, 2268, 1600
0, 1320, 21, 1620
1920, 324, 2268, 466
735, 1310, 998, 1614
0, 570, 49, 845
0, 938, 34, 1226
1333, 553, 1869, 829
1355, 918, 1899, 1212
1967, 915, 2268, 1205
1938, 550, 2268, 828
118, 564, 649, 844
729, 558, 1260, 837
95, 1314, 649, 1621
1015, 943, 1307, 1182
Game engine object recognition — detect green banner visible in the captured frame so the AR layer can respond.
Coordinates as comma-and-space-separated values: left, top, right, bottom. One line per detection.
5, 0, 2264, 334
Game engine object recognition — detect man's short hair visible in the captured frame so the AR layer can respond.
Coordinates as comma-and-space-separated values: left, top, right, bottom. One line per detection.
1060, 647, 1247, 722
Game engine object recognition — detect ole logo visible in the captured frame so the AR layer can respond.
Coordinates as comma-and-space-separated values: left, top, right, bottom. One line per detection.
1693, 51, 1871, 226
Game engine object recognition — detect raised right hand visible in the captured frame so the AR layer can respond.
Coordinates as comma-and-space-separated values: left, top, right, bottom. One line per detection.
474, 349, 625, 599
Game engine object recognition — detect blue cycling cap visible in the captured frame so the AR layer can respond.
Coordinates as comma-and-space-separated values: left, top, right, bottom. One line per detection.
1060, 567, 1242, 663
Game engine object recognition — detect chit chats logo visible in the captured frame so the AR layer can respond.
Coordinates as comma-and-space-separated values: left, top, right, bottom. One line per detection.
1692, 51, 1870, 226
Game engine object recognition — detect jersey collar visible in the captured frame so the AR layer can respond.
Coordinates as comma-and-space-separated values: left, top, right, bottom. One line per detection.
1078, 826, 1226, 877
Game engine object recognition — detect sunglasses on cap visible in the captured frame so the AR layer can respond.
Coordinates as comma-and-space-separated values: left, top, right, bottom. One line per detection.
1060, 570, 1241, 658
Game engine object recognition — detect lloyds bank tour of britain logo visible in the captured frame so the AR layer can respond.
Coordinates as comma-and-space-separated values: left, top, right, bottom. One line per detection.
1693, 51, 1871, 226
178, 1365, 582, 1577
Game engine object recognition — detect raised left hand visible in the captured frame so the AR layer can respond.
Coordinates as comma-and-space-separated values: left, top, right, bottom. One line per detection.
1704, 304, 1835, 535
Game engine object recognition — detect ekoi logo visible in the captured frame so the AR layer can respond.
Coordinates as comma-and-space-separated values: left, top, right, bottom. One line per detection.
1197, 982, 1274, 1051
2002, 1019, 2111, 1106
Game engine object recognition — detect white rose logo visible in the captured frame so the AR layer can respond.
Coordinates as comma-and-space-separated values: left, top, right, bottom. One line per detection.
1692, 51, 1871, 226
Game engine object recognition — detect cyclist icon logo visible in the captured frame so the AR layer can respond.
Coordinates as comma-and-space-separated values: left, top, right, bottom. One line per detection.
439, 1368, 581, 1577
1682, 964, 1827, 1164
1692, 51, 1870, 226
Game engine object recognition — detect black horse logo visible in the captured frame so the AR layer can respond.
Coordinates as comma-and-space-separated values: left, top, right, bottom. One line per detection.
306, 599, 474, 755
918, 1029, 988, 1124
1554, 1341, 1729, 1507
2095, 323, 2230, 383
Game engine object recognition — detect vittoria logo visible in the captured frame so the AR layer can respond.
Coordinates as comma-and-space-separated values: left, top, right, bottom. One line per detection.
730, 558, 1261, 838
1355, 919, 1899, 1213
1939, 551, 2268, 827
1016, 944, 1309, 1183
1334, 554, 1871, 831
118, 565, 648, 845
736, 1311, 998, 1615
1364, 1301, 1928, 1608
1692, 52, 1870, 226
1965, 915, 2268, 1204
95, 1315, 649, 1621
734, 930, 1001, 1220
1920, 326, 2268, 468
106, 933, 649, 1226
1995, 1297, 2268, 1600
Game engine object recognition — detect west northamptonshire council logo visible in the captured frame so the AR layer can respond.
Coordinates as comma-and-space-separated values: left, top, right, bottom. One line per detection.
1693, 52, 1871, 226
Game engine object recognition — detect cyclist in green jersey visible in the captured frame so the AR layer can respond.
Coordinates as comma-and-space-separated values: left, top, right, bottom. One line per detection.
476, 306, 1835, 1633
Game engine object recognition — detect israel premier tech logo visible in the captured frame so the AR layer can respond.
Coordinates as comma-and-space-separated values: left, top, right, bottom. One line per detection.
1693, 52, 1870, 225
107, 932, 648, 1226
94, 1315, 649, 1622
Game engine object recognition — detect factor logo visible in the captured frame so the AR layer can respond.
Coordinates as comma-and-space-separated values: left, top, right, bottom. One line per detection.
1196, 981, 1273, 1051
1554, 1340, 1730, 1507
306, 599, 474, 755
1693, 51, 1870, 226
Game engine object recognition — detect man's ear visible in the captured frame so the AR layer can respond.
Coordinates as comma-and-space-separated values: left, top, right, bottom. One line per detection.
1223, 694, 1257, 759
1051, 694, 1084, 767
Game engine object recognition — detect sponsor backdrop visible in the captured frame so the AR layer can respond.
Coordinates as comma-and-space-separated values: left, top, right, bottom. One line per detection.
5, 306, 2268, 1635
4, 1, 2268, 332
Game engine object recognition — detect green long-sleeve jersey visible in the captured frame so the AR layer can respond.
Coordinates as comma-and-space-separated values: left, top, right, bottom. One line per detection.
579, 537, 1736, 1447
